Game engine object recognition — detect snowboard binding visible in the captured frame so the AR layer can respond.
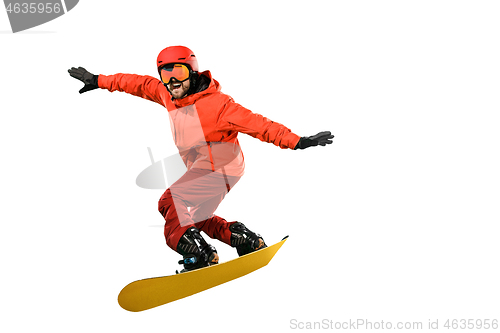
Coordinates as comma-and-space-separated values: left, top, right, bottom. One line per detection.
230, 222, 267, 256
176, 227, 219, 273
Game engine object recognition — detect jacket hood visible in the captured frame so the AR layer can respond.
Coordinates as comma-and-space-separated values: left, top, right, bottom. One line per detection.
173, 70, 220, 107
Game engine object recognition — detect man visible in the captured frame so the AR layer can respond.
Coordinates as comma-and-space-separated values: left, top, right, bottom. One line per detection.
68, 46, 333, 272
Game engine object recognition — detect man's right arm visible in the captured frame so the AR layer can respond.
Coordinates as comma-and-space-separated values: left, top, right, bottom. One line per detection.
68, 67, 166, 105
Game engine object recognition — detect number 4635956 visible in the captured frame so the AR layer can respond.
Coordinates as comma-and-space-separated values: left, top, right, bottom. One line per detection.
444, 319, 498, 330
6, 2, 62, 14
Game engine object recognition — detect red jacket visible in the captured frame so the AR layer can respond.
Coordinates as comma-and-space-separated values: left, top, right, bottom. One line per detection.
98, 71, 301, 176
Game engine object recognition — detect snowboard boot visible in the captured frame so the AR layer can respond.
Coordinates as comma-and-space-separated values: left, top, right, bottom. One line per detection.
229, 222, 267, 256
176, 227, 219, 273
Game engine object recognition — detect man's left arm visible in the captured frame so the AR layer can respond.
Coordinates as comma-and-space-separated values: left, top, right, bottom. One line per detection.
218, 99, 333, 150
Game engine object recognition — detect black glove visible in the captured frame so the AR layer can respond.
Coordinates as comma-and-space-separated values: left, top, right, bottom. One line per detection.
68, 67, 99, 94
294, 131, 334, 150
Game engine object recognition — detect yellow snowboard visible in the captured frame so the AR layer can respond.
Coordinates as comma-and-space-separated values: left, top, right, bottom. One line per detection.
118, 236, 288, 312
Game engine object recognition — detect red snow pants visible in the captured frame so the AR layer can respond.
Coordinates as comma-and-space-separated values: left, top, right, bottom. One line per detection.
158, 168, 241, 251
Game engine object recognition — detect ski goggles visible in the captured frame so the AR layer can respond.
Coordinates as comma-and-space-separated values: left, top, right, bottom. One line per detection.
160, 64, 191, 84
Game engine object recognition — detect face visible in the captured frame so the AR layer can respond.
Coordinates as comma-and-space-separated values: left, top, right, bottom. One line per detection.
167, 78, 190, 99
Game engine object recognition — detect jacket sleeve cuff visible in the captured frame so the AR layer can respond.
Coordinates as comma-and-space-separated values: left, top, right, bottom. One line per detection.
97, 74, 107, 89
286, 133, 301, 150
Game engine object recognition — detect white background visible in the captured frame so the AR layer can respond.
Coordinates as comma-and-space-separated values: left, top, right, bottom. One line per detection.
1, 1, 499, 332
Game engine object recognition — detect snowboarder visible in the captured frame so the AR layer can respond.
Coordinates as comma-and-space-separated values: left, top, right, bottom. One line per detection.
68, 46, 333, 272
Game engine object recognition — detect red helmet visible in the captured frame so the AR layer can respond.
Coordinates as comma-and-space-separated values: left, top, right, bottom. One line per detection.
157, 46, 199, 73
